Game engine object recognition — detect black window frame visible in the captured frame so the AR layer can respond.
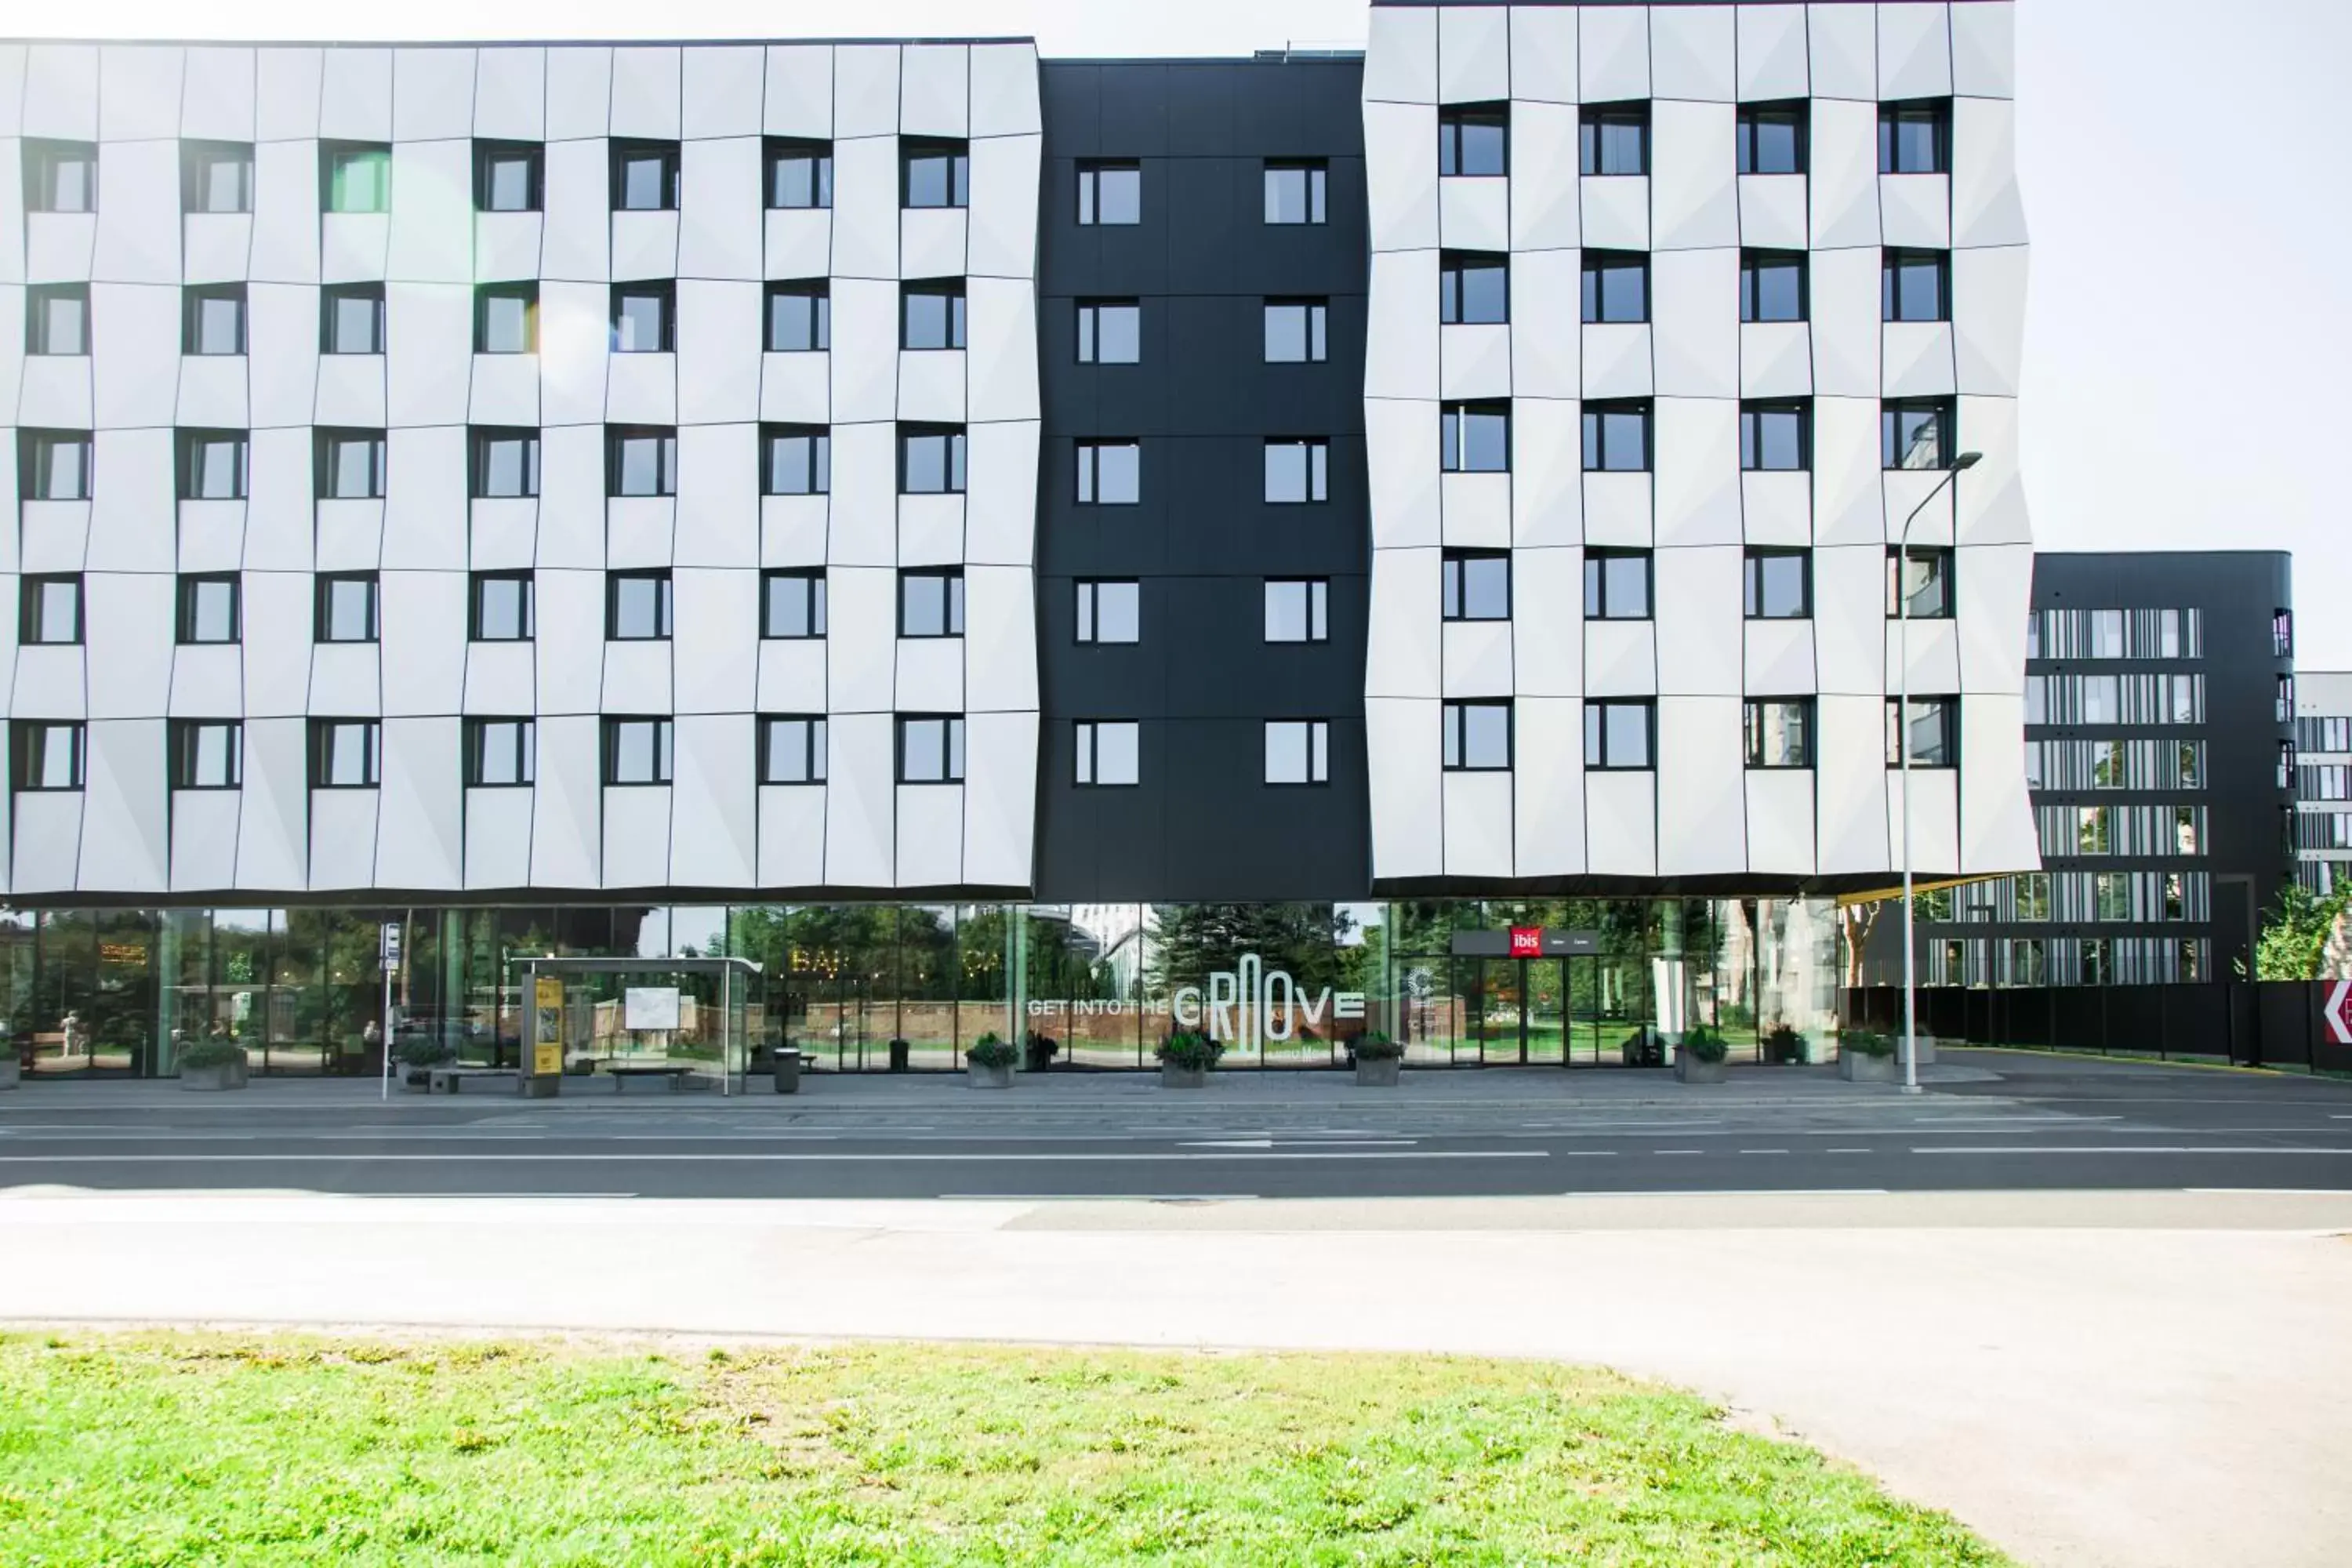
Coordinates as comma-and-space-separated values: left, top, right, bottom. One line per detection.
1074, 579, 1141, 645
472, 140, 543, 213
761, 568, 828, 640
318, 141, 391, 214
1584, 699, 1657, 771
1439, 251, 1508, 325
764, 279, 831, 353
1882, 248, 1951, 324
1261, 159, 1329, 225
1744, 699, 1815, 771
1878, 99, 1952, 176
1581, 400, 1653, 474
468, 570, 535, 642
11, 720, 86, 791
1742, 546, 1813, 619
25, 283, 90, 356
1581, 251, 1649, 325
609, 139, 681, 212
1263, 720, 1333, 786
24, 139, 98, 213
1886, 696, 1961, 768
1262, 296, 1330, 365
902, 138, 971, 210
1076, 160, 1142, 226
176, 572, 241, 645
898, 568, 966, 640
1073, 720, 1142, 788
1578, 102, 1650, 176
605, 425, 680, 498
1076, 297, 1141, 365
474, 281, 539, 354
757, 715, 828, 784
761, 423, 831, 496
609, 279, 677, 354
314, 572, 380, 644
1740, 249, 1808, 324
1074, 438, 1142, 506
604, 570, 674, 641
1735, 101, 1809, 176
321, 282, 387, 355
1442, 699, 1515, 772
176, 426, 249, 501
1438, 102, 1509, 177
1739, 399, 1812, 473
900, 278, 968, 351
1887, 546, 1956, 620
1440, 400, 1512, 474
464, 717, 535, 789
899, 424, 968, 496
315, 427, 388, 499
601, 716, 674, 786
1882, 397, 1957, 471
20, 573, 85, 645
1440, 549, 1512, 622
307, 718, 381, 789
895, 714, 967, 785
468, 426, 542, 500
169, 717, 244, 789
764, 137, 833, 210
1583, 550, 1653, 622
18, 430, 93, 502
1263, 578, 1330, 644
180, 281, 248, 357
1263, 437, 1330, 503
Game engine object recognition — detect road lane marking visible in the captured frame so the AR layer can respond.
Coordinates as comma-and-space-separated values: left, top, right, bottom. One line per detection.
1738, 1149, 1791, 1155
1910, 1145, 2352, 1156
1654, 1149, 1704, 1156
0, 1149, 1544, 1164
1825, 1148, 1873, 1154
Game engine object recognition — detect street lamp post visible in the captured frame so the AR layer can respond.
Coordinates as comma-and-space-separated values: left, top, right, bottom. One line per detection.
1896, 450, 1980, 1094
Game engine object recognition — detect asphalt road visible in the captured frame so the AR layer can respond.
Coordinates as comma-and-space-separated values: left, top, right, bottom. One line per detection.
3, 1051, 2349, 1200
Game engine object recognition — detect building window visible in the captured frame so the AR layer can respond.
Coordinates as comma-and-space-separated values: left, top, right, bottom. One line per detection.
317, 429, 387, 499
611, 281, 675, 354
2274, 608, 2294, 657
182, 283, 247, 356
20, 575, 83, 645
899, 569, 965, 638
177, 428, 248, 501
1744, 548, 1812, 619
12, 721, 85, 791
903, 139, 970, 209
321, 143, 390, 212
26, 284, 89, 356
464, 718, 535, 787
1074, 720, 1141, 786
1077, 161, 1141, 225
898, 716, 966, 784
469, 572, 534, 641
760, 569, 826, 639
606, 572, 673, 641
1879, 100, 1951, 175
169, 720, 242, 789
314, 574, 379, 643
24, 140, 97, 212
1584, 700, 1654, 770
1887, 697, 1959, 767
1882, 249, 1951, 323
759, 716, 827, 784
1740, 249, 1806, 323
607, 426, 678, 497
1441, 401, 1510, 473
177, 574, 240, 644
762, 424, 830, 495
1265, 720, 1330, 786
1579, 103, 1649, 176
900, 426, 967, 495
1265, 579, 1330, 644
1263, 160, 1327, 224
1581, 401, 1651, 473
1076, 439, 1141, 505
473, 141, 542, 212
1443, 700, 1513, 771
603, 717, 673, 786
902, 280, 967, 350
2278, 674, 2298, 724
1265, 438, 1330, 503
1581, 252, 1649, 324
470, 427, 540, 499
1740, 401, 1810, 471
20, 430, 93, 502
765, 281, 829, 353
1439, 252, 1508, 325
322, 284, 386, 354
1888, 547, 1954, 619
1584, 550, 1652, 621
474, 282, 538, 354
1439, 103, 1508, 176
1882, 398, 1955, 470
611, 140, 680, 211
1744, 699, 1813, 769
1736, 102, 1807, 175
1264, 299, 1329, 364
1076, 299, 1141, 365
1076, 579, 1140, 644
309, 720, 380, 788
1441, 550, 1510, 622
766, 138, 833, 209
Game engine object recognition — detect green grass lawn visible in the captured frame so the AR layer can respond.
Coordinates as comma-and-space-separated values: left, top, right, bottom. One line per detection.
0, 1334, 2008, 1566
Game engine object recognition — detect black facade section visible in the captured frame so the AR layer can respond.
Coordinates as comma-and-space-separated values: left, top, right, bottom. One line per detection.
1033, 58, 1374, 902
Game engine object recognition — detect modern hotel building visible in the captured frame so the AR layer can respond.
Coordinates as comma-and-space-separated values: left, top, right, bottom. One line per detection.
0, 3, 2045, 1076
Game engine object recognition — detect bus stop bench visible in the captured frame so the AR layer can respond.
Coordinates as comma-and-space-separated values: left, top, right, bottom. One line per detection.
426, 1068, 520, 1094
604, 1065, 695, 1092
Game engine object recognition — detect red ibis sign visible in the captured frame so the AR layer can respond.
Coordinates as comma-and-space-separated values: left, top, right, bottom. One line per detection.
2325, 982, 2352, 1047
1508, 927, 1543, 958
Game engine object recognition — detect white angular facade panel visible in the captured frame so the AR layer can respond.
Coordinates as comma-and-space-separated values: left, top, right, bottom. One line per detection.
1808, 96, 1881, 249
1649, 5, 1736, 102
393, 48, 476, 143
1512, 698, 1586, 876
1736, 5, 1811, 100
546, 50, 613, 142
255, 50, 323, 141
1442, 771, 1514, 879
1650, 102, 1737, 252
670, 716, 757, 887
1365, 698, 1443, 880
180, 46, 256, 141
80, 719, 169, 892
1578, 6, 1651, 101
1951, 96, 2028, 249
682, 46, 765, 142
1508, 101, 1581, 252
968, 44, 1042, 138
1364, 5, 1439, 104
376, 717, 463, 891
1650, 248, 1738, 395
1362, 101, 1439, 254
318, 48, 393, 141
1436, 7, 1511, 104
474, 47, 546, 141
1807, 4, 1877, 100
1652, 546, 1743, 695
1951, 2, 2018, 99
1651, 397, 1741, 545
1509, 252, 1584, 395
1583, 769, 1657, 878
1875, 3, 1953, 100
1953, 245, 2029, 397
1657, 695, 1746, 874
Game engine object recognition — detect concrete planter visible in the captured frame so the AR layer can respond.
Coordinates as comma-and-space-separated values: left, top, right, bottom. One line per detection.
1899, 1035, 1938, 1069
968, 1061, 1014, 1090
179, 1057, 250, 1091
0, 1058, 19, 1091
1673, 1054, 1726, 1085
1840, 1051, 1898, 1083
1354, 1055, 1401, 1087
1160, 1065, 1208, 1089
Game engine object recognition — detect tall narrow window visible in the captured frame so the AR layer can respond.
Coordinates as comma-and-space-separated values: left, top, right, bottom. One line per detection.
473, 141, 542, 212
1743, 548, 1812, 619
183, 284, 247, 355
1887, 697, 1959, 767
762, 570, 826, 639
169, 719, 243, 789
900, 426, 967, 495
1740, 250, 1807, 323
1583, 550, 1652, 620
1744, 699, 1813, 769
1443, 701, 1513, 771
1440, 402, 1510, 472
1263, 160, 1328, 224
474, 282, 539, 354
1076, 161, 1141, 225
1265, 721, 1331, 786
1073, 720, 1141, 786
1879, 100, 1951, 175
1882, 399, 1955, 470
611, 281, 675, 353
182, 140, 255, 212
1075, 579, 1141, 644
766, 138, 833, 209
20, 575, 83, 645
606, 572, 673, 641
469, 572, 534, 641
1441, 550, 1510, 621
1581, 401, 1650, 472
902, 140, 970, 209
1076, 299, 1141, 364
897, 716, 966, 783
1581, 252, 1648, 323
1887, 546, 1955, 619
176, 574, 241, 644
314, 574, 379, 643
26, 285, 89, 356
465, 718, 535, 787
13, 721, 85, 790
1076, 440, 1140, 506
611, 140, 680, 211
1579, 103, 1649, 175
470, 427, 541, 499
766, 281, 830, 352
1439, 252, 1508, 325
1735, 102, 1807, 175
1739, 401, 1810, 471
607, 426, 679, 497
762, 424, 830, 495
321, 143, 390, 212
321, 284, 386, 354
902, 280, 967, 350
1264, 438, 1330, 503
20, 431, 93, 502
1439, 103, 1508, 176
317, 430, 387, 499
1263, 298, 1329, 363
1584, 701, 1654, 770
759, 717, 828, 784
603, 718, 673, 785
177, 429, 249, 500
310, 719, 380, 787
1882, 249, 1951, 323
1264, 579, 1330, 644
898, 569, 964, 638
24, 140, 97, 212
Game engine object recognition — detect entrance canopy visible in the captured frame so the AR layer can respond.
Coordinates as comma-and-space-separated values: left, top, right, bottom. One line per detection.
509, 954, 764, 1094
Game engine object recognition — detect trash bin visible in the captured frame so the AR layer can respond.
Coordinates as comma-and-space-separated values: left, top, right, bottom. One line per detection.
887, 1037, 911, 1073
773, 1047, 803, 1094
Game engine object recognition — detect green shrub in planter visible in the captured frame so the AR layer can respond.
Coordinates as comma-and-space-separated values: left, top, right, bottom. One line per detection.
1680, 1025, 1729, 1064
1350, 1031, 1404, 1061
176, 1039, 249, 1071
392, 1036, 456, 1069
966, 1033, 1018, 1070
1155, 1031, 1225, 1072
1842, 1029, 1896, 1058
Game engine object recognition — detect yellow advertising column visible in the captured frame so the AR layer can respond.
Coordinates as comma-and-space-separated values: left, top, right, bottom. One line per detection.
522, 971, 564, 1098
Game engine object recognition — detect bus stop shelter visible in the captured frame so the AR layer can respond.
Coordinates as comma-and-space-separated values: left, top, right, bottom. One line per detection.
509, 955, 764, 1096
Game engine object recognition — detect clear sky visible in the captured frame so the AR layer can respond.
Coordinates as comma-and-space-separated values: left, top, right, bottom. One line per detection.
32, 0, 2352, 667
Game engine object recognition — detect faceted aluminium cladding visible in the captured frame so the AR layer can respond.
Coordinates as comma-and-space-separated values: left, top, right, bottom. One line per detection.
0, 42, 1044, 897
1359, 2, 2038, 885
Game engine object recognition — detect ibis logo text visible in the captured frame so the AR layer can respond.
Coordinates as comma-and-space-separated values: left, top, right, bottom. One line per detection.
1171, 953, 1366, 1051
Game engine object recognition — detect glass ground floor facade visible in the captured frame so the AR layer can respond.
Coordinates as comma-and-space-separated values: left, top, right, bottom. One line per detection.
0, 898, 1849, 1078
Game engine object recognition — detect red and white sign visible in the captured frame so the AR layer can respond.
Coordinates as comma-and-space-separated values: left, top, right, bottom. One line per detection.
1508, 927, 1543, 958
2325, 981, 2352, 1046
